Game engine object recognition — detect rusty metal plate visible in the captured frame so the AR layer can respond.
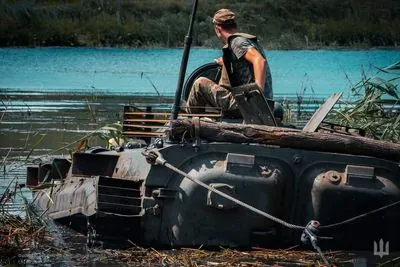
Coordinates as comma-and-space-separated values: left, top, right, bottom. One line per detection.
26, 166, 39, 187
72, 152, 119, 177
302, 92, 343, 132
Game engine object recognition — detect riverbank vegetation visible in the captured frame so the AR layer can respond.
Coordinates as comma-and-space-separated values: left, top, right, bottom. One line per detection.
0, 0, 399, 49
0, 177, 50, 265
327, 62, 400, 141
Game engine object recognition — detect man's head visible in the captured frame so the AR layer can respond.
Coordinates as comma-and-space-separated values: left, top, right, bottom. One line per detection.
212, 9, 237, 39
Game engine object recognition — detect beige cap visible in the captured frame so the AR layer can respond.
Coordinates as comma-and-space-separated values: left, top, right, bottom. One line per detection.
212, 9, 236, 25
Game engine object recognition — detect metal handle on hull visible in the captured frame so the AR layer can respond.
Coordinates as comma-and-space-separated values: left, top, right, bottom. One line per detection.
142, 149, 305, 230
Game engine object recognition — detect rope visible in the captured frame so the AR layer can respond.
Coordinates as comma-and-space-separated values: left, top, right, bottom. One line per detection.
302, 225, 331, 266
319, 199, 400, 229
97, 210, 142, 218
315, 244, 331, 266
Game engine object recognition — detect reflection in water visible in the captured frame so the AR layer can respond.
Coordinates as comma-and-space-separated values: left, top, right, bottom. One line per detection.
0, 94, 159, 159
0, 164, 31, 217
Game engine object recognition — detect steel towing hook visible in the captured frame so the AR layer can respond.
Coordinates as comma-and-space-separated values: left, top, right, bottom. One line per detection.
301, 220, 331, 266
142, 148, 166, 166
301, 220, 321, 248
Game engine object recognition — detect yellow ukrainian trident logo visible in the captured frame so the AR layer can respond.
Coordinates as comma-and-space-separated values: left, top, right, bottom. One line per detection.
373, 239, 389, 258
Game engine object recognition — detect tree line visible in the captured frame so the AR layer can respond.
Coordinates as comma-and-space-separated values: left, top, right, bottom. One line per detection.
0, 0, 399, 49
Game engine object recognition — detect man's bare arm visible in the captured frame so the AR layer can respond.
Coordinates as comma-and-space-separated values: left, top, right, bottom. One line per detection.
243, 47, 265, 90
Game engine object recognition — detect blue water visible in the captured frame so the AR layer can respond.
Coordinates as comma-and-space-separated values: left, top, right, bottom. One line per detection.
0, 47, 399, 98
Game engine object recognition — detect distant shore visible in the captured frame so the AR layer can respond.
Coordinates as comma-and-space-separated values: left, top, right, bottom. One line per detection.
1, 43, 399, 51
1, 0, 398, 49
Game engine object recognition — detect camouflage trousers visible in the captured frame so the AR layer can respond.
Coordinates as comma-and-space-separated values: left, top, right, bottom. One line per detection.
186, 77, 239, 114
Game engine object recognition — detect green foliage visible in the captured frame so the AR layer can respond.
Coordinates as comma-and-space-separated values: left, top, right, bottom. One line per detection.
71, 122, 127, 150
329, 62, 400, 142
96, 122, 127, 149
0, 0, 399, 48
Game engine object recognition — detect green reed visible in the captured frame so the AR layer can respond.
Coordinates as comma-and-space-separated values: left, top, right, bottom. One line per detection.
328, 62, 400, 141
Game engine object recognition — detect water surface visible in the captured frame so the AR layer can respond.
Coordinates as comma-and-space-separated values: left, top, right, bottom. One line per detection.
1, 48, 398, 98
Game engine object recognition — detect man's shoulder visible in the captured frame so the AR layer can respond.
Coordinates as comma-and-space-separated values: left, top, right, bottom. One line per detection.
230, 36, 247, 47
230, 36, 254, 50
230, 32, 257, 40
229, 33, 258, 49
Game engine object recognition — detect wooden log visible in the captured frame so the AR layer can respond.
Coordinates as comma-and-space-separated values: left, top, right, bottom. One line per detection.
169, 118, 400, 162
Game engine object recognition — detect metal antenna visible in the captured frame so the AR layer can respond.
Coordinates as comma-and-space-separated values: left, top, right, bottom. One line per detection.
171, 0, 199, 120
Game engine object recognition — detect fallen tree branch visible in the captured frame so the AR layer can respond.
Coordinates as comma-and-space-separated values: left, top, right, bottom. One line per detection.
169, 119, 400, 162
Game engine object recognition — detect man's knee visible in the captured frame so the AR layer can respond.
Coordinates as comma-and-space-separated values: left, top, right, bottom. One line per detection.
196, 76, 213, 85
192, 77, 214, 92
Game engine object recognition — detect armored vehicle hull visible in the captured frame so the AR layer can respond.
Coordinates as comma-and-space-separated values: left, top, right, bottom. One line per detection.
27, 135, 400, 250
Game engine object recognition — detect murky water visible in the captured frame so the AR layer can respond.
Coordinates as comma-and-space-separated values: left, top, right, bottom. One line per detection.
1, 94, 178, 158
0, 164, 31, 217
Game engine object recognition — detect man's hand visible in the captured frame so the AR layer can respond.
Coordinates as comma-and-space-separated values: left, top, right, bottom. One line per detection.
214, 57, 224, 66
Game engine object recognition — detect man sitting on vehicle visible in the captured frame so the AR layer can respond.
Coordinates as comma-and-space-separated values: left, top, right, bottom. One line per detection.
186, 8, 273, 116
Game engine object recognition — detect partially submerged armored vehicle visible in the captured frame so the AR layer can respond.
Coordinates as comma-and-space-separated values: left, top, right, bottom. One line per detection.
26, 0, 400, 255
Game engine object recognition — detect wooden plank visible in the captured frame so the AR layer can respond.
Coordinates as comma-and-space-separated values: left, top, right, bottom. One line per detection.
302, 92, 343, 132
124, 119, 170, 123
123, 124, 169, 129
122, 131, 165, 136
179, 113, 222, 118
124, 112, 221, 117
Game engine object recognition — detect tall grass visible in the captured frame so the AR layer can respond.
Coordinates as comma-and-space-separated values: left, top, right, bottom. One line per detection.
329, 62, 400, 141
